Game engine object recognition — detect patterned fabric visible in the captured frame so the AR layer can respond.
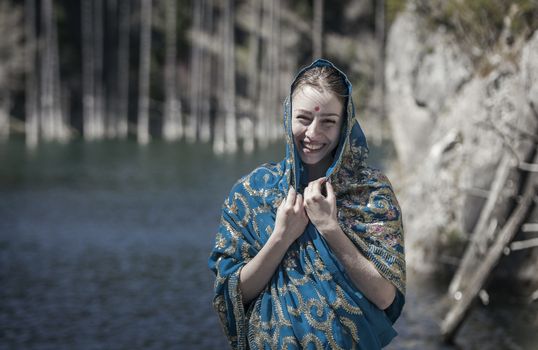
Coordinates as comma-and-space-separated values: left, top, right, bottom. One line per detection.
208, 59, 405, 349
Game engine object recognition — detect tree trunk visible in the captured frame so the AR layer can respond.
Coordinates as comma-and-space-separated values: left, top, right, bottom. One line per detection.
441, 152, 538, 341
94, 0, 105, 139
105, 0, 119, 138
137, 0, 152, 145
256, 0, 271, 148
188, 0, 203, 143
117, 0, 130, 138
25, 0, 39, 147
312, 0, 323, 59
199, 0, 213, 143
244, 0, 262, 152
0, 92, 9, 141
81, 0, 96, 139
372, 0, 385, 145
163, 0, 182, 141
41, 0, 64, 141
256, 0, 281, 145
223, 0, 237, 153
270, 0, 281, 141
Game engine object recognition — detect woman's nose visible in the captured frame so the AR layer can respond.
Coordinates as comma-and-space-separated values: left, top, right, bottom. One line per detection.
305, 119, 320, 138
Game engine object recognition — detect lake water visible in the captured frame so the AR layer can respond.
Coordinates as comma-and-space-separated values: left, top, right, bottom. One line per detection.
1, 139, 536, 349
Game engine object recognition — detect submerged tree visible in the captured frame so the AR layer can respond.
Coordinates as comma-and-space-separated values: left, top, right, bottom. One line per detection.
222, 0, 237, 153
244, 0, 263, 153
4, 0, 353, 151
116, 0, 130, 138
312, 0, 323, 59
199, 0, 214, 143
137, 0, 152, 145
24, 0, 38, 147
162, 0, 183, 141
82, 0, 107, 140
40, 0, 68, 141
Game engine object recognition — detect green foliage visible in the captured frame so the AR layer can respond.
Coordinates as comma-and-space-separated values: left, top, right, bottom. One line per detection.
415, 0, 538, 57
386, 0, 407, 26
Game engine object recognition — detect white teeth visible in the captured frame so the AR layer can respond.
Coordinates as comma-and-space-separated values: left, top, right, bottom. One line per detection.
303, 142, 323, 151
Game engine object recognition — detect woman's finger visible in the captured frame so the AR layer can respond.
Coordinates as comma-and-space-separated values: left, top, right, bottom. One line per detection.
311, 178, 324, 198
294, 193, 303, 212
286, 186, 296, 207
303, 184, 310, 199
326, 181, 335, 202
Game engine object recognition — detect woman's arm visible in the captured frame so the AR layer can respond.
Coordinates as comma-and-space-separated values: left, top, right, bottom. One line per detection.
320, 224, 396, 309
304, 178, 396, 310
239, 187, 308, 305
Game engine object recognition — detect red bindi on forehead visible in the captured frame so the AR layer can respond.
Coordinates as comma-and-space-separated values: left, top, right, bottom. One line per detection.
314, 106, 320, 112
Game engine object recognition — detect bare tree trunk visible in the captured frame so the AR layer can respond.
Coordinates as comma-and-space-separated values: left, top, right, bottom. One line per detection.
270, 0, 281, 141
213, 2, 226, 153
256, 0, 281, 146
81, 0, 96, 139
117, 0, 130, 138
372, 0, 385, 145
223, 0, 237, 153
137, 0, 152, 145
0, 92, 9, 141
41, 0, 64, 141
188, 0, 203, 143
162, 0, 182, 141
244, 0, 262, 152
312, 0, 323, 59
256, 0, 271, 148
105, 0, 119, 138
94, 0, 105, 139
25, 0, 39, 147
199, 0, 213, 143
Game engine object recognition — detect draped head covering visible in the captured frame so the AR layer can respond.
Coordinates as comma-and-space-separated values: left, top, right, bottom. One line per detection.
209, 59, 405, 349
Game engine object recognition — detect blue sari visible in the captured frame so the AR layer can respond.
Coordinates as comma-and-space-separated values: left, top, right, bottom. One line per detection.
209, 59, 405, 349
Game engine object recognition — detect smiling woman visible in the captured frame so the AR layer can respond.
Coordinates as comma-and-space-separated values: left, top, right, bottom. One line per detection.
208, 59, 406, 350
291, 85, 343, 180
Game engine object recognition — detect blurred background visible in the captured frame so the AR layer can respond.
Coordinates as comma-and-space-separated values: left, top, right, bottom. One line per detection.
1, 0, 538, 349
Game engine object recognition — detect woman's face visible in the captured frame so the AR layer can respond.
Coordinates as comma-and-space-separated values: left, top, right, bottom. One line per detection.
291, 85, 344, 167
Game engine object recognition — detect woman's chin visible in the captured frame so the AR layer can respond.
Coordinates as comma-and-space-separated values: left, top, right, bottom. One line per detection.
299, 152, 331, 166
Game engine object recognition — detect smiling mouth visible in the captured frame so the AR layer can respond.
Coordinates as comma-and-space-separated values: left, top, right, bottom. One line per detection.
301, 141, 325, 153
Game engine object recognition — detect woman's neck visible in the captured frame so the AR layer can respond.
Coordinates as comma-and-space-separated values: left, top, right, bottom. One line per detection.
305, 155, 333, 182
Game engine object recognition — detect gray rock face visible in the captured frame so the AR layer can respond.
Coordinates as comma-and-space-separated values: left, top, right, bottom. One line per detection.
386, 10, 538, 280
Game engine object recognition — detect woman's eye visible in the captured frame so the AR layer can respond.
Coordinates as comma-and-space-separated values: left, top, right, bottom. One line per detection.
323, 119, 336, 125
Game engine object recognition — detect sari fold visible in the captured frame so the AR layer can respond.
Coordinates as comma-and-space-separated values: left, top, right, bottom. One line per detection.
209, 59, 405, 349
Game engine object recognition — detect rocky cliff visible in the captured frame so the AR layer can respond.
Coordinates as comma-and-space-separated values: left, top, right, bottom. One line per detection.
385, 6, 538, 286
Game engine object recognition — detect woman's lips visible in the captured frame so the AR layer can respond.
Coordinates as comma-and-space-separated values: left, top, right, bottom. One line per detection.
301, 141, 325, 153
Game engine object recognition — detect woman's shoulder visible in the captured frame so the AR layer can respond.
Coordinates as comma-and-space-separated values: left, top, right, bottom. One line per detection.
356, 166, 394, 188
228, 161, 286, 196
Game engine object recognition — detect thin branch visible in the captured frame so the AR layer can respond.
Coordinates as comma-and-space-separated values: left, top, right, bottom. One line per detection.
510, 237, 538, 251
530, 101, 538, 121
519, 162, 538, 172
459, 186, 490, 199
476, 118, 521, 164
503, 120, 538, 143
477, 117, 538, 172
522, 223, 538, 233
531, 289, 538, 303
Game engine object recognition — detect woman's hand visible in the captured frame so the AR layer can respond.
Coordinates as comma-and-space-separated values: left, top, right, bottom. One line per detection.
304, 178, 339, 236
273, 186, 309, 245
240, 187, 308, 304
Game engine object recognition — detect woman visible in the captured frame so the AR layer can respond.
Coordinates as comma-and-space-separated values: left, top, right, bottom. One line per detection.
209, 59, 405, 349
